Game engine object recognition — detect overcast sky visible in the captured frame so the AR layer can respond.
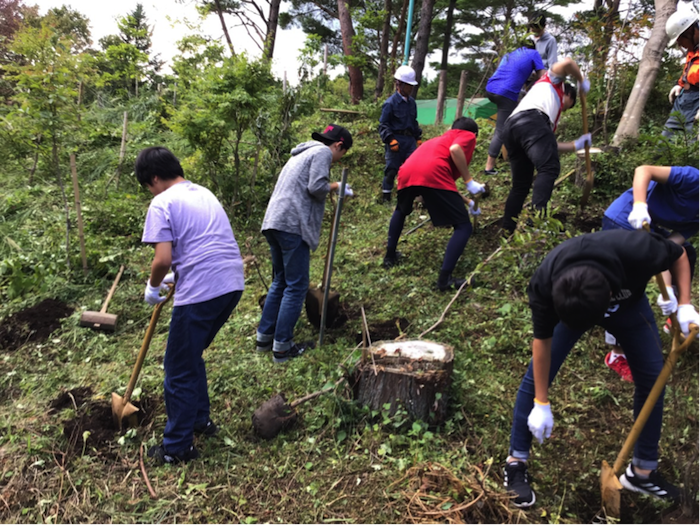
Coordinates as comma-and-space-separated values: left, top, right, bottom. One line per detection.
32, 0, 308, 83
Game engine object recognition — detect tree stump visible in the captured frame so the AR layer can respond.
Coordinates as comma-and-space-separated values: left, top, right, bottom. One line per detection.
574, 147, 602, 187
353, 340, 453, 424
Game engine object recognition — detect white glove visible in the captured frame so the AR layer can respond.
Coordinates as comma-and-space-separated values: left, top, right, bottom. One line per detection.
657, 287, 678, 316
668, 85, 682, 104
161, 272, 175, 289
335, 183, 354, 198
574, 133, 592, 151
467, 200, 481, 216
677, 304, 700, 337
627, 202, 651, 229
466, 179, 485, 195
527, 400, 553, 444
578, 78, 590, 94
144, 281, 167, 305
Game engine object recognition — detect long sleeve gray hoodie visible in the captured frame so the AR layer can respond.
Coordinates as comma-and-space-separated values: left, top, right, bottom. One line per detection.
261, 141, 333, 251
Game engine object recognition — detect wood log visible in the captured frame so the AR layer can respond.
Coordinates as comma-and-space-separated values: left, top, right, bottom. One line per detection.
353, 340, 453, 425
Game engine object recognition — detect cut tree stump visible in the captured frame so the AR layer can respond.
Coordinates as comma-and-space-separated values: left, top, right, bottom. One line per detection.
352, 340, 453, 424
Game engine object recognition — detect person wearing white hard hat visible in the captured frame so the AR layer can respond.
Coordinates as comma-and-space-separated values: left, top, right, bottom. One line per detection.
662, 4, 699, 140
378, 65, 422, 203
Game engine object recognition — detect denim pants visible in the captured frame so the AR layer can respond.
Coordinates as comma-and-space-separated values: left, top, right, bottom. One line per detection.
257, 229, 310, 352
661, 89, 699, 139
486, 91, 519, 159
383, 135, 417, 193
510, 297, 665, 470
502, 110, 560, 232
163, 290, 242, 453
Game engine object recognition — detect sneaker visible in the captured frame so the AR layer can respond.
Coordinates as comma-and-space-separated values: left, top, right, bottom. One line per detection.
194, 419, 219, 437
256, 339, 273, 352
619, 464, 680, 501
147, 444, 200, 465
436, 276, 467, 292
484, 168, 499, 175
663, 318, 672, 335
605, 352, 633, 382
273, 341, 315, 364
504, 461, 536, 508
383, 251, 403, 269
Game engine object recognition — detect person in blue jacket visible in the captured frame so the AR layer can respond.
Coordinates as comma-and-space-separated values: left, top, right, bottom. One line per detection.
601, 165, 699, 382
483, 39, 546, 175
378, 65, 422, 203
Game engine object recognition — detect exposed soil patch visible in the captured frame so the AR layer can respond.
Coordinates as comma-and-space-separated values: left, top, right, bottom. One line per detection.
0, 298, 73, 352
354, 317, 410, 344
48, 386, 94, 414
552, 211, 601, 233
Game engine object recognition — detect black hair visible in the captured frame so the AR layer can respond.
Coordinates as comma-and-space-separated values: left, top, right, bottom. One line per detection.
564, 83, 577, 108
451, 117, 479, 136
552, 265, 610, 332
529, 12, 547, 29
135, 147, 184, 186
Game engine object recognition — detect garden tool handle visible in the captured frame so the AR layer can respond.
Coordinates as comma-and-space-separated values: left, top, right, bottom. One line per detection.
100, 265, 125, 314
579, 92, 594, 207
122, 285, 174, 405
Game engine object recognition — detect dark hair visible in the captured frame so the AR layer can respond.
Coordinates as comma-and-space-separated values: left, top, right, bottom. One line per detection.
564, 83, 577, 108
451, 117, 479, 135
529, 12, 547, 29
135, 147, 184, 186
552, 265, 610, 331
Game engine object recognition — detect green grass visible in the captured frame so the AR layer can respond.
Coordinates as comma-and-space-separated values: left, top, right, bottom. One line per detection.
0, 117, 697, 524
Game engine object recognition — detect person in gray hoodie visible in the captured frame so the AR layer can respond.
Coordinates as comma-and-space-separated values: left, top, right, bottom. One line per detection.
529, 13, 558, 70
256, 124, 353, 363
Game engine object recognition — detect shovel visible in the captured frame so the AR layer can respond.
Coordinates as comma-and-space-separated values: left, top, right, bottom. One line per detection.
579, 92, 594, 208
80, 265, 125, 332
305, 167, 348, 341
112, 285, 174, 430
600, 259, 698, 516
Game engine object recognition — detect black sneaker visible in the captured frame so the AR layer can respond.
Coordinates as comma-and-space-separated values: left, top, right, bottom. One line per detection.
619, 464, 680, 501
383, 251, 403, 269
147, 444, 200, 465
484, 168, 499, 175
436, 276, 467, 292
504, 461, 536, 508
273, 341, 315, 364
256, 339, 273, 352
194, 419, 219, 437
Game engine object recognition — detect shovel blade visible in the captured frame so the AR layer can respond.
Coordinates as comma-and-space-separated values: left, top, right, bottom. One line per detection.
305, 288, 340, 329
600, 460, 622, 518
111, 392, 140, 431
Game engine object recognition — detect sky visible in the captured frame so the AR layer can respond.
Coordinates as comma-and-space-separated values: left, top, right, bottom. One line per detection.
32, 0, 308, 84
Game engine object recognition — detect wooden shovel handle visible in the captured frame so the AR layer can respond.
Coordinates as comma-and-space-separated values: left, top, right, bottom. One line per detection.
100, 265, 125, 314
122, 286, 174, 405
579, 92, 594, 207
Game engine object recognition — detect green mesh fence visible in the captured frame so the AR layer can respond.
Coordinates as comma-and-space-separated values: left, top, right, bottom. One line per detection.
415, 97, 497, 126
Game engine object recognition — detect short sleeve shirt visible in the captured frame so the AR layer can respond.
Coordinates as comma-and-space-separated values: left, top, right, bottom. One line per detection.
142, 181, 244, 306
486, 48, 544, 101
396, 129, 476, 191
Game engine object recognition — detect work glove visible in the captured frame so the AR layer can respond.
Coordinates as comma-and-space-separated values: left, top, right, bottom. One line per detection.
144, 281, 168, 306
578, 78, 590, 94
574, 133, 592, 152
416, 139, 423, 147
162, 272, 175, 289
389, 138, 399, 152
657, 287, 678, 316
336, 183, 354, 198
466, 179, 486, 195
677, 304, 700, 337
627, 202, 651, 229
467, 199, 481, 216
668, 85, 682, 104
527, 399, 553, 444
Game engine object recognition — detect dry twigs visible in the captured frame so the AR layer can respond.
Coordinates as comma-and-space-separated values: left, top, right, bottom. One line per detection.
139, 444, 157, 499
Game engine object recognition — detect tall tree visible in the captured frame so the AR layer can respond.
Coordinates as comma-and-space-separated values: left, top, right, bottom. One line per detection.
612, 0, 676, 145
410, 0, 436, 98
374, 0, 391, 99
338, 0, 364, 103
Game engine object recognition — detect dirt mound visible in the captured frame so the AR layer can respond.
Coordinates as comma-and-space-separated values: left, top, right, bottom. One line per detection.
0, 298, 73, 352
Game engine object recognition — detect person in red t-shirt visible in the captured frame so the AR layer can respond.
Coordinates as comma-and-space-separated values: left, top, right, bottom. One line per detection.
382, 117, 486, 291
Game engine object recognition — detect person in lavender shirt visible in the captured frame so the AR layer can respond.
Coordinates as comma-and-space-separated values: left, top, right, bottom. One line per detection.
137, 146, 244, 465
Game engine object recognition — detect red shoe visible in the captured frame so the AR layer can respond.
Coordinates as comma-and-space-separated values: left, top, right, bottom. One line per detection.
663, 318, 672, 335
605, 352, 633, 382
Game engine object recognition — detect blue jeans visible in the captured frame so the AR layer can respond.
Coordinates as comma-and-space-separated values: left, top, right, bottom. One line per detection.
163, 291, 242, 453
257, 229, 310, 352
510, 297, 665, 470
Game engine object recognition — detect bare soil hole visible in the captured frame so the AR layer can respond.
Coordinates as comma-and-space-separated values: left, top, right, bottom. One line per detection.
0, 298, 73, 352
355, 318, 410, 344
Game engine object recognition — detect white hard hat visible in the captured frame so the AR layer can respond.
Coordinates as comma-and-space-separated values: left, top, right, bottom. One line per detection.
394, 65, 418, 86
666, 3, 699, 47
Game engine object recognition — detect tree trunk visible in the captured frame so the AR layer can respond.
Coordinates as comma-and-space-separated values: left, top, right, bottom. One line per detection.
353, 340, 453, 424
214, 0, 236, 57
338, 0, 364, 104
410, 0, 436, 99
440, 0, 456, 70
263, 0, 281, 61
435, 70, 447, 125
52, 138, 71, 271
390, 0, 409, 64
612, 0, 675, 146
592, 0, 621, 134
455, 70, 467, 118
375, 0, 392, 101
